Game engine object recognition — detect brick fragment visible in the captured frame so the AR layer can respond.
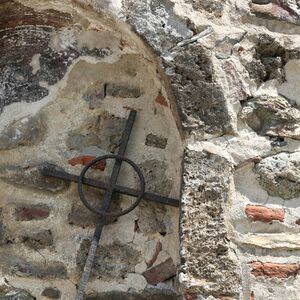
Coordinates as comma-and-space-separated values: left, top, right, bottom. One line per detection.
245, 204, 284, 222
142, 257, 176, 285
68, 156, 106, 170
155, 93, 168, 107
15, 205, 50, 221
250, 262, 300, 278
146, 241, 162, 268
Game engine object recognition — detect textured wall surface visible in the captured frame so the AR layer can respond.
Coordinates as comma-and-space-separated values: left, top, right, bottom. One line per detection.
1, 0, 300, 299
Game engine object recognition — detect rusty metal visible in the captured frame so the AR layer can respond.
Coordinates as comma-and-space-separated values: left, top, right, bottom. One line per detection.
78, 154, 145, 217
42, 168, 180, 207
42, 109, 180, 300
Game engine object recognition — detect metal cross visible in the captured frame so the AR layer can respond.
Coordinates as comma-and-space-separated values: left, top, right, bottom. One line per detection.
42, 110, 180, 300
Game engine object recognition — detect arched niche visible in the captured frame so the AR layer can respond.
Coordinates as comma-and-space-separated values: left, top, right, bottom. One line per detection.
0, 1, 184, 299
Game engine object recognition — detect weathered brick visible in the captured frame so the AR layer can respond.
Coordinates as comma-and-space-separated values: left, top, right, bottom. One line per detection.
245, 204, 284, 222
15, 205, 50, 221
250, 262, 300, 278
142, 258, 177, 285
68, 156, 106, 170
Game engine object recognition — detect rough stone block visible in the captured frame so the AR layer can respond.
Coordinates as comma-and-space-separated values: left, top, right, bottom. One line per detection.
250, 262, 300, 278
42, 287, 61, 299
180, 151, 240, 297
21, 229, 53, 249
145, 134, 168, 149
142, 258, 177, 285
255, 152, 300, 199
15, 205, 50, 221
240, 95, 300, 139
245, 204, 284, 222
0, 163, 69, 193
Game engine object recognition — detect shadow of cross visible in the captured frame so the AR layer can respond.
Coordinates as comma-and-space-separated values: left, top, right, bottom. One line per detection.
42, 110, 180, 300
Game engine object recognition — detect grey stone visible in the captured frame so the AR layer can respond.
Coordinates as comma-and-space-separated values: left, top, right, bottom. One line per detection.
67, 112, 126, 153
255, 152, 300, 199
245, 34, 287, 84
180, 151, 240, 297
0, 115, 44, 150
0, 283, 35, 300
9, 260, 67, 279
85, 289, 179, 300
123, 0, 193, 53
145, 134, 168, 149
41, 287, 61, 299
135, 160, 172, 234
106, 84, 141, 98
21, 230, 53, 250
83, 83, 106, 110
0, 163, 69, 192
240, 95, 300, 139
68, 187, 121, 228
186, 0, 225, 17
77, 240, 140, 279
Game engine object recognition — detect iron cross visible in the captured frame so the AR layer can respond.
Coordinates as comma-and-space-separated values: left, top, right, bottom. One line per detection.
42, 110, 180, 300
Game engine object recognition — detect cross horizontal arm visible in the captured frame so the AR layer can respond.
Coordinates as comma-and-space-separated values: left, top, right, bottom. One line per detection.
43, 168, 180, 208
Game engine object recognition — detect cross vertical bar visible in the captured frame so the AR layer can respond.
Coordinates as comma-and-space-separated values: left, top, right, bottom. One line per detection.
75, 111, 137, 300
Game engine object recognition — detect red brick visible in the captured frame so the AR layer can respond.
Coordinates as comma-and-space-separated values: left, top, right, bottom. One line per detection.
245, 204, 284, 223
142, 257, 176, 284
68, 156, 106, 171
15, 205, 50, 221
155, 93, 168, 107
250, 262, 300, 278
251, 291, 255, 300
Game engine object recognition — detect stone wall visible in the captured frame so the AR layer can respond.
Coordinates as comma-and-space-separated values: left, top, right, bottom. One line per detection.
1, 0, 300, 300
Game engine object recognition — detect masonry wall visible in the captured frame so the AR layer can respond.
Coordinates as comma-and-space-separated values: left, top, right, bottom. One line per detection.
1, 0, 300, 300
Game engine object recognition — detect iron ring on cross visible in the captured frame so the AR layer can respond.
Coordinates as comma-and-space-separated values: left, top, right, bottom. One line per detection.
77, 154, 145, 217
